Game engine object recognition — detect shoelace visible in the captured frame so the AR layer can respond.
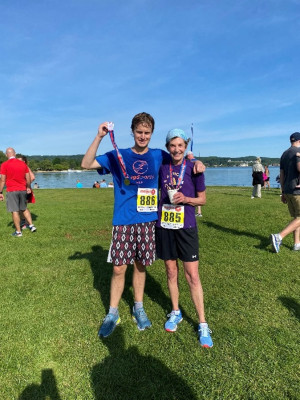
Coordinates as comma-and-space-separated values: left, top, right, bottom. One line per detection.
167, 312, 180, 322
199, 326, 212, 337
103, 313, 118, 323
136, 309, 147, 321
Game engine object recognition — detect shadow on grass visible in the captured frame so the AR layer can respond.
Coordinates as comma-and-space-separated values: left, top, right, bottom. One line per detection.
203, 221, 279, 251
69, 245, 197, 330
69, 245, 114, 311
7, 212, 38, 228
91, 327, 197, 400
278, 296, 300, 322
18, 369, 61, 400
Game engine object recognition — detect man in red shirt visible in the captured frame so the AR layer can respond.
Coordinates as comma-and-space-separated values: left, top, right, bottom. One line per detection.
0, 148, 37, 237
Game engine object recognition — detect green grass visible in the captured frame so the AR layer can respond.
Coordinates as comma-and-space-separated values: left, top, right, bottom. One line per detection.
0, 187, 299, 400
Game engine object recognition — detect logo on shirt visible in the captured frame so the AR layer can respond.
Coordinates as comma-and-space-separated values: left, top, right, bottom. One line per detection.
133, 160, 148, 175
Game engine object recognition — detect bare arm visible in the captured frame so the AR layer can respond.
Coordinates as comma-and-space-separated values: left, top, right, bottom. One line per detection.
25, 172, 32, 194
28, 167, 35, 183
296, 155, 300, 173
280, 169, 285, 190
0, 174, 6, 200
280, 169, 287, 204
173, 190, 206, 207
193, 160, 205, 174
81, 122, 109, 169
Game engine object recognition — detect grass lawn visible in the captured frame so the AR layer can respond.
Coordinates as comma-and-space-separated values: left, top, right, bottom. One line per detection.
0, 186, 299, 400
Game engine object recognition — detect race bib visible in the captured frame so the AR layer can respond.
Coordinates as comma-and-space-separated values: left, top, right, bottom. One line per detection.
137, 188, 158, 212
161, 204, 184, 229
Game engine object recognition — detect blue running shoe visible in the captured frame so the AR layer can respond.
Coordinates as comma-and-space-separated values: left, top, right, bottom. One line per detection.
165, 310, 183, 332
12, 231, 22, 237
132, 307, 152, 331
98, 313, 120, 338
270, 234, 281, 253
198, 323, 213, 348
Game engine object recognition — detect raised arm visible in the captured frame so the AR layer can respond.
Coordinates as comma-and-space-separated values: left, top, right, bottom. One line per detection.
81, 122, 109, 169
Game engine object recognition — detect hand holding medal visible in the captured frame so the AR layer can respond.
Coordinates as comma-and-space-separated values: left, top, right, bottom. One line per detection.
97, 122, 111, 139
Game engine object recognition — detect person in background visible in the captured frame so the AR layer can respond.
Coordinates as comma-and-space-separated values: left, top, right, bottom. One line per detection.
0, 148, 36, 236
33, 182, 39, 189
156, 129, 213, 348
93, 181, 100, 188
263, 165, 270, 189
100, 179, 108, 188
76, 179, 83, 188
275, 174, 280, 189
18, 154, 36, 230
186, 151, 202, 217
251, 157, 264, 199
270, 132, 300, 252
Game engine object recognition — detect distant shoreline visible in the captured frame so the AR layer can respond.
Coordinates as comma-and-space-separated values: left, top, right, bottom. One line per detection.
35, 169, 96, 173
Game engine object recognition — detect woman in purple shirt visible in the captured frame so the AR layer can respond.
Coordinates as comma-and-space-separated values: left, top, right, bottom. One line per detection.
156, 129, 213, 348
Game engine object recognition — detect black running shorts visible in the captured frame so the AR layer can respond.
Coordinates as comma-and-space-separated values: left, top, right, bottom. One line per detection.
155, 227, 199, 262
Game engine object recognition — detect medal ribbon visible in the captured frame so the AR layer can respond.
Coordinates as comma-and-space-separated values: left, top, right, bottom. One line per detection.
169, 159, 187, 189
108, 129, 130, 182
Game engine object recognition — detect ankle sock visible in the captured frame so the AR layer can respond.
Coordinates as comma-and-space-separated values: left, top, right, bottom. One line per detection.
108, 306, 118, 316
134, 301, 143, 311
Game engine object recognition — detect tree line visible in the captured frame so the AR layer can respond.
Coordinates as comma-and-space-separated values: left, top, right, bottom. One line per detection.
0, 151, 280, 171
194, 156, 280, 167
0, 151, 83, 171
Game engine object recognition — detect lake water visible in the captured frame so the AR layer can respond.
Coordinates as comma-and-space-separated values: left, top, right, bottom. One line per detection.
33, 166, 280, 189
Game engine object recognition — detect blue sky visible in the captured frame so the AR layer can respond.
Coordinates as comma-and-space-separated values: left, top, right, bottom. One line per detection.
1, 0, 300, 158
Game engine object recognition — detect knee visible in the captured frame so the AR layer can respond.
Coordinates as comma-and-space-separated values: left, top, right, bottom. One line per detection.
185, 271, 200, 287
165, 263, 178, 281
113, 265, 127, 277
134, 261, 146, 273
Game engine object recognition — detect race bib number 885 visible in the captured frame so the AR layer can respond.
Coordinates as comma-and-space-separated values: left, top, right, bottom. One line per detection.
161, 204, 184, 229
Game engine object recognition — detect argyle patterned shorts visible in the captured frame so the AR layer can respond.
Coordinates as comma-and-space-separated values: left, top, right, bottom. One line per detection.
107, 221, 156, 266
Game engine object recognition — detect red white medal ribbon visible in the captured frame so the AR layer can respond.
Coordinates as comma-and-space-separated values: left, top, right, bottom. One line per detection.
108, 123, 130, 185
169, 159, 187, 189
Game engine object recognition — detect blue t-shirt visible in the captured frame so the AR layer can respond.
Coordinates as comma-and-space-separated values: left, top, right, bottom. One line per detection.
96, 148, 169, 225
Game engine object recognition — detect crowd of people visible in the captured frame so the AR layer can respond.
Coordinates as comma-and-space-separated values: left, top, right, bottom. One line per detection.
1, 112, 300, 349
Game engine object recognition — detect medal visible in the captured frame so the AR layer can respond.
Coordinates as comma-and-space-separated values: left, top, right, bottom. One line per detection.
124, 178, 130, 186
169, 159, 187, 189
